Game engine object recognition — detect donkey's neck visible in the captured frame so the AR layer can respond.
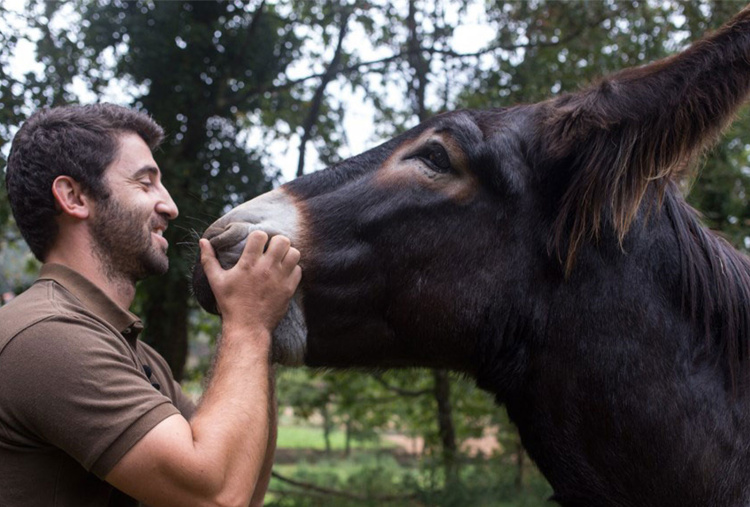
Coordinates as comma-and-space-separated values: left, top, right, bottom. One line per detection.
489, 234, 750, 507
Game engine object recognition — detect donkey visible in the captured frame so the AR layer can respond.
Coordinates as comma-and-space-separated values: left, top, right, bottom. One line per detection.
193, 5, 750, 506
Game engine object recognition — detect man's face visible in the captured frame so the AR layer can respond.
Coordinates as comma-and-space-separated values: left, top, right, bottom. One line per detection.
89, 132, 178, 282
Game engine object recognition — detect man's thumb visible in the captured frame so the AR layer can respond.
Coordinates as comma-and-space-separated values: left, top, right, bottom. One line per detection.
199, 239, 220, 274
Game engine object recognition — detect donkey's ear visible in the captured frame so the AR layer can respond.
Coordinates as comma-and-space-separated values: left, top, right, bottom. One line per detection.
537, 5, 750, 272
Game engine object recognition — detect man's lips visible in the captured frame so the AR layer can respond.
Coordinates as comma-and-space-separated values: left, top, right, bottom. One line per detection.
152, 228, 168, 249
150, 216, 169, 250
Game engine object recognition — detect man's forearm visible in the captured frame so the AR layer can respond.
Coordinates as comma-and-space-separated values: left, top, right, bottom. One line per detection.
250, 373, 277, 507
189, 325, 272, 505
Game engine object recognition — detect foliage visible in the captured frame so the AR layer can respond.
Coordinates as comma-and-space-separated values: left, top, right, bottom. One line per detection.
0, 230, 38, 295
277, 368, 504, 451
3, 0, 750, 503
688, 114, 750, 249
269, 454, 418, 507
268, 451, 552, 507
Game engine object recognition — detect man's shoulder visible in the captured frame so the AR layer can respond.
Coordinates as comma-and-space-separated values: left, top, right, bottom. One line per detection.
0, 281, 56, 344
0, 279, 104, 354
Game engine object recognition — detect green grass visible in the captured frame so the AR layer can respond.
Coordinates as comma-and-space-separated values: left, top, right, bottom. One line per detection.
276, 425, 397, 451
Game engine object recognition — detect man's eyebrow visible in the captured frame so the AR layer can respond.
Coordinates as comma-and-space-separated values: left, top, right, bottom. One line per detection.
132, 166, 160, 179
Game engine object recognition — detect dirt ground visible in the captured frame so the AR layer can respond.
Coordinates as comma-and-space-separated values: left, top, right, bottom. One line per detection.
274, 429, 502, 466
382, 428, 502, 458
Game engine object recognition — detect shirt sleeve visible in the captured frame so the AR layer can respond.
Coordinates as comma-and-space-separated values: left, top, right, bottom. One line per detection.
0, 317, 181, 478
136, 341, 198, 420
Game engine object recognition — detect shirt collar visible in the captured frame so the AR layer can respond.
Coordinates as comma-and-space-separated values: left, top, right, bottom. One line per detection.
37, 263, 143, 339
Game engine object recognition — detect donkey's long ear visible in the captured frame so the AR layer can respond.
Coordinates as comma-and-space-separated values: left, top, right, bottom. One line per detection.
541, 5, 750, 272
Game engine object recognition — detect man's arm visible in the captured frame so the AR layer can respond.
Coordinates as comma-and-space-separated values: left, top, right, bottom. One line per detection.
106, 231, 301, 507
250, 374, 277, 507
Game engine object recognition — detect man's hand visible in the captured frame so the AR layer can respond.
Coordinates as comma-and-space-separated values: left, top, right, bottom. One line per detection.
199, 230, 302, 335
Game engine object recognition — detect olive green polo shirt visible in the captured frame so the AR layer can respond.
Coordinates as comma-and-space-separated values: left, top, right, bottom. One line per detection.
0, 264, 196, 506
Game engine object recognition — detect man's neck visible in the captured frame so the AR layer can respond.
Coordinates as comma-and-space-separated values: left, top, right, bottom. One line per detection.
45, 245, 136, 310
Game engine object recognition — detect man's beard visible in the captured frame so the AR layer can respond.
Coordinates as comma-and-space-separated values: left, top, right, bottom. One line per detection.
89, 196, 169, 283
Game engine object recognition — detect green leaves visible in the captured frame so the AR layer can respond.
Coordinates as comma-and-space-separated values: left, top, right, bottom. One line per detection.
3, 1, 750, 500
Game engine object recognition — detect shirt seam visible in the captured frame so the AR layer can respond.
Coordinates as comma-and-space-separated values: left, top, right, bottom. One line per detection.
0, 314, 59, 358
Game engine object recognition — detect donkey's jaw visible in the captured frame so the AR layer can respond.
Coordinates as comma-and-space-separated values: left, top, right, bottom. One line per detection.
272, 295, 308, 365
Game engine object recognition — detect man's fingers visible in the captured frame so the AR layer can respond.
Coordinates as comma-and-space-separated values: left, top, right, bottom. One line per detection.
199, 239, 221, 276
281, 247, 301, 272
241, 230, 270, 262
265, 235, 291, 261
290, 265, 302, 290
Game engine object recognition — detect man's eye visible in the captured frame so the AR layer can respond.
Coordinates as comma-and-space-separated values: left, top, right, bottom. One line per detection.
140, 180, 153, 187
417, 143, 452, 173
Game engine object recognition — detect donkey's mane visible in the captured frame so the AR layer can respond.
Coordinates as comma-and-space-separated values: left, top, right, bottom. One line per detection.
664, 187, 750, 387
553, 153, 750, 385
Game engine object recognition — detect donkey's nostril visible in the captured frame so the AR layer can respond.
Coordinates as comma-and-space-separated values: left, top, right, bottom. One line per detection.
201, 223, 224, 242
210, 223, 251, 251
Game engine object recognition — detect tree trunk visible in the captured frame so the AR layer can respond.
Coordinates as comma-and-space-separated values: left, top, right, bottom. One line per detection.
322, 402, 332, 456
344, 417, 352, 457
407, 0, 428, 123
433, 369, 458, 484
140, 269, 190, 382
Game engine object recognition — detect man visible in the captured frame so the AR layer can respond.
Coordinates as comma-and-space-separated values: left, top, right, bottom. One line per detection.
0, 103, 301, 506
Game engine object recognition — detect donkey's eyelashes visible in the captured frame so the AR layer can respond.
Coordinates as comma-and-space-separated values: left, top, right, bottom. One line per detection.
412, 142, 454, 174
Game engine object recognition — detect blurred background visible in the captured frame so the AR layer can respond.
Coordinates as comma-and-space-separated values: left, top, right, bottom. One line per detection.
2, 1, 749, 505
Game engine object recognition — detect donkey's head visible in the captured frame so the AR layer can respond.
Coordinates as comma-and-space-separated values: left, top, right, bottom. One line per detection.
193, 107, 556, 372
193, 5, 750, 380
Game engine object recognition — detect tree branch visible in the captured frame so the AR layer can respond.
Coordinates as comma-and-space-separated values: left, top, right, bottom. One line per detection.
296, 6, 352, 177
371, 373, 432, 397
271, 470, 420, 502
428, 12, 609, 59
235, 11, 608, 102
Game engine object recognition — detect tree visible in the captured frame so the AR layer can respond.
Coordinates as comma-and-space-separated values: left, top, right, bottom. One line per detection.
4, 1, 750, 503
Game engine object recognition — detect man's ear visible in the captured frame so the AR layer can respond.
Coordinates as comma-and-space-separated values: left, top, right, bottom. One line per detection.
51, 176, 91, 220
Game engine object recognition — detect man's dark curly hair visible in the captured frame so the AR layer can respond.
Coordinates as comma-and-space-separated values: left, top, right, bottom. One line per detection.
5, 103, 164, 261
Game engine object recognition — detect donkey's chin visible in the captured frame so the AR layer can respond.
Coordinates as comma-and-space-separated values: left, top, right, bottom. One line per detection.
271, 295, 307, 366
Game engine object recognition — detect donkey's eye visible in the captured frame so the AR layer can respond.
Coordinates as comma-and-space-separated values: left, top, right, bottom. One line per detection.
416, 143, 452, 174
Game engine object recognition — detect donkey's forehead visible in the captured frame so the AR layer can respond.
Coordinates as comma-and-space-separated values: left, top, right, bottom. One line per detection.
426, 107, 533, 149
389, 109, 507, 162
429, 110, 486, 143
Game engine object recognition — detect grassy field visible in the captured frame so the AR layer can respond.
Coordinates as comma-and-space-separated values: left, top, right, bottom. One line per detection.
276, 425, 396, 451
268, 424, 553, 506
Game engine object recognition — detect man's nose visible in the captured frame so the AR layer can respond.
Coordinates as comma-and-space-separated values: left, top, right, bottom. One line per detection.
156, 185, 179, 219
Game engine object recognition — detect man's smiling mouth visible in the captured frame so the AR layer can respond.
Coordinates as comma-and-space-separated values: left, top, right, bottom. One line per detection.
152, 226, 168, 249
